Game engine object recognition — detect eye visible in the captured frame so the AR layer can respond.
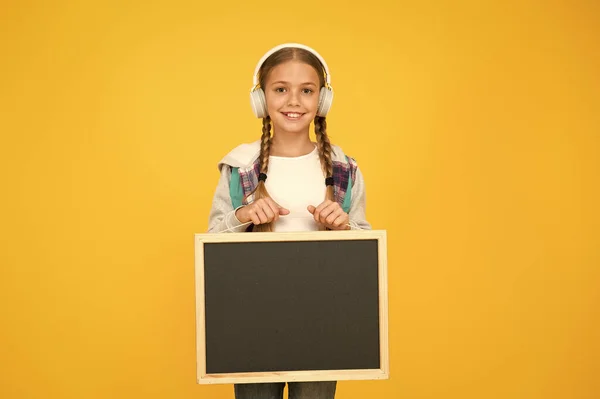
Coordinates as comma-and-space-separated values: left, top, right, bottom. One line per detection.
274, 87, 286, 93
302, 88, 314, 94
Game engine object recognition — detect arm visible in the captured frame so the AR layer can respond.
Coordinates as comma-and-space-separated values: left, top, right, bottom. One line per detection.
207, 165, 248, 233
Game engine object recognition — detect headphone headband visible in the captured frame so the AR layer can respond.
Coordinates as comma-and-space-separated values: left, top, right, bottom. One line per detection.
252, 43, 331, 88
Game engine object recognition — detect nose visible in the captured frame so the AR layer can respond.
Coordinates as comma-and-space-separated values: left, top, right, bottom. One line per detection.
287, 89, 301, 106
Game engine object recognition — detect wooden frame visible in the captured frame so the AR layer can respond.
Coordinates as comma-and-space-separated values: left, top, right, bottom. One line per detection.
194, 230, 389, 385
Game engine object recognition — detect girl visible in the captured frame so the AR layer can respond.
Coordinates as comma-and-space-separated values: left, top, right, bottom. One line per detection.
207, 43, 371, 399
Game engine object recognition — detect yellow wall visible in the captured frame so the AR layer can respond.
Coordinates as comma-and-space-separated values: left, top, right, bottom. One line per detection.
1, 1, 598, 398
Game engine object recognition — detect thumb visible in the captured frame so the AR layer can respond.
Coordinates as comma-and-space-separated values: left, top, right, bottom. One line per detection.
278, 207, 290, 215
273, 201, 290, 215
307, 205, 316, 214
268, 198, 290, 215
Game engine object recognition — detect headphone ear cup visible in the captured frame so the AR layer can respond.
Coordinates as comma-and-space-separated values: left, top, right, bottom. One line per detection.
250, 89, 268, 118
317, 87, 334, 117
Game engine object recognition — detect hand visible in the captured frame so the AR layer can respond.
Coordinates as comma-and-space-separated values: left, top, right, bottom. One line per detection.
307, 200, 350, 230
236, 198, 290, 225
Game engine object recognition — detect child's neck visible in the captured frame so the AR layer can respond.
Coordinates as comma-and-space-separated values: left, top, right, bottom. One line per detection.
270, 132, 315, 157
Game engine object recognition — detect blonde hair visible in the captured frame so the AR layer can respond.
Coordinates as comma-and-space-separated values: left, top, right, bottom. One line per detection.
250, 47, 335, 232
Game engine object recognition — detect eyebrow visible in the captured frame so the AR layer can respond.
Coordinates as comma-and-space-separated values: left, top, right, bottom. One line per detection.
270, 81, 318, 87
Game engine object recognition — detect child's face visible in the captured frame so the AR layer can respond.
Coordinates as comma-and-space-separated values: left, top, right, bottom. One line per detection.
264, 60, 321, 135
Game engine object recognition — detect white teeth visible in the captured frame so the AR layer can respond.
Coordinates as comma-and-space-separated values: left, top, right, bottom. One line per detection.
285, 113, 301, 118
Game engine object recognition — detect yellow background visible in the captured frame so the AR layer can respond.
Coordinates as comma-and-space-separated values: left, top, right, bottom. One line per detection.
1, 0, 598, 398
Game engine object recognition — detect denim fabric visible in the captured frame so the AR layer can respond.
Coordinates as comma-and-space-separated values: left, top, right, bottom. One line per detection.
234, 381, 337, 399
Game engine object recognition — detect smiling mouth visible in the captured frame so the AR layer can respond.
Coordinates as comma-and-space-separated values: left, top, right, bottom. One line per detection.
281, 112, 305, 120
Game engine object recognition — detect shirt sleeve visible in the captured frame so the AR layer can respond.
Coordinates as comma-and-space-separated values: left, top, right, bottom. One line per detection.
347, 165, 372, 230
207, 165, 248, 233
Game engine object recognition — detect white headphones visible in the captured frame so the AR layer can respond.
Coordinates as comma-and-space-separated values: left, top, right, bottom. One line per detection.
249, 43, 334, 119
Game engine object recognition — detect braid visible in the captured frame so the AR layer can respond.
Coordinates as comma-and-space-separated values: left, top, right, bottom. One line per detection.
252, 116, 273, 232
314, 116, 335, 201
259, 116, 272, 174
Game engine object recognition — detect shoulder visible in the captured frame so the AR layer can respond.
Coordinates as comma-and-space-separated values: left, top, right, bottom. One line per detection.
331, 144, 359, 181
331, 144, 358, 167
217, 140, 261, 170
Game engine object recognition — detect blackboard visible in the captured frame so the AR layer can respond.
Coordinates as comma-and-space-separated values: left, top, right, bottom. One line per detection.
194, 230, 388, 384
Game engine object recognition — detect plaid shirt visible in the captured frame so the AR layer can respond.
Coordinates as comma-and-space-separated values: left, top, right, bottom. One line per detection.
207, 142, 370, 233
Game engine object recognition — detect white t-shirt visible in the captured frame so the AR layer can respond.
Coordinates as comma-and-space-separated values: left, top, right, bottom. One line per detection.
265, 146, 326, 232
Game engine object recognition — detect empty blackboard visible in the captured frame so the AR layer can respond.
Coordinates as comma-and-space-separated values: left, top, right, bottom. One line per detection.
194, 230, 388, 384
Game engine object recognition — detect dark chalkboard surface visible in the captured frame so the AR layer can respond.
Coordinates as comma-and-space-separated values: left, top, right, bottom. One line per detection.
195, 230, 388, 384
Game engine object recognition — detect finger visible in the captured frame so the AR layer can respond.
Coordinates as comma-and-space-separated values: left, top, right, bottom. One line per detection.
307, 205, 316, 214
261, 202, 276, 222
320, 203, 339, 225
248, 209, 261, 225
263, 197, 289, 217
312, 206, 322, 224
332, 214, 348, 228
254, 207, 269, 224
264, 198, 283, 220
314, 200, 332, 216
315, 208, 328, 224
272, 199, 290, 215
325, 208, 342, 226
320, 208, 335, 225
311, 200, 328, 223
252, 199, 271, 223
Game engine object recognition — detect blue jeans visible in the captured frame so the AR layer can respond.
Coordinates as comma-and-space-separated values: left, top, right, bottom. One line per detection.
234, 381, 337, 399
